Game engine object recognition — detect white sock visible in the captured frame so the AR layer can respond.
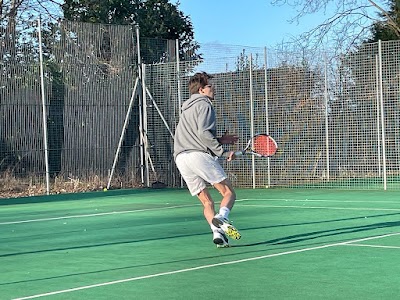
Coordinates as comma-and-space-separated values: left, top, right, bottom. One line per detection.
219, 206, 230, 219
210, 223, 219, 232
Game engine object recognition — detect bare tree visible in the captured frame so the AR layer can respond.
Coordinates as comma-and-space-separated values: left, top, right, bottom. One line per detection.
272, 0, 397, 52
0, 0, 62, 21
1, 0, 62, 59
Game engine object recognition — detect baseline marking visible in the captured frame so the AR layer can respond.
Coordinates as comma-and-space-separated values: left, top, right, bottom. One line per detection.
345, 243, 400, 249
12, 232, 400, 300
241, 204, 400, 212
4, 198, 400, 225
0, 204, 198, 225
237, 198, 400, 204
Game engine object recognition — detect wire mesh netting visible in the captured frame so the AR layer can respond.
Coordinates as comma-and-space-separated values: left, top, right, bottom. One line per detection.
0, 19, 45, 188
1, 20, 400, 197
55, 21, 139, 181
145, 41, 400, 190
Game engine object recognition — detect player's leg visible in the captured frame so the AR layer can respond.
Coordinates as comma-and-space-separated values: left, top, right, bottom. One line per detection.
212, 179, 241, 240
175, 152, 229, 247
197, 188, 229, 248
213, 178, 236, 211
196, 188, 215, 224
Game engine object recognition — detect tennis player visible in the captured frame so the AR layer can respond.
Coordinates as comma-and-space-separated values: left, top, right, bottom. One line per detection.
174, 72, 241, 248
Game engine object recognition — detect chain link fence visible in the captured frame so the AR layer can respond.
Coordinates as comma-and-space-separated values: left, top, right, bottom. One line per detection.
1, 20, 400, 197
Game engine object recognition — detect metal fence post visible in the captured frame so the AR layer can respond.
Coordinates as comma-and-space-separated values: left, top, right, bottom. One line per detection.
264, 47, 271, 187
37, 17, 50, 195
378, 40, 387, 190
249, 54, 255, 189
324, 53, 330, 181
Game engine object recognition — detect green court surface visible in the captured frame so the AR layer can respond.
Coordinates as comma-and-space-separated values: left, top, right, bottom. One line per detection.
1, 188, 400, 299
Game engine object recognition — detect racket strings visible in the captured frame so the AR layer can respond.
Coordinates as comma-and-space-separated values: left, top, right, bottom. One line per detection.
252, 135, 277, 156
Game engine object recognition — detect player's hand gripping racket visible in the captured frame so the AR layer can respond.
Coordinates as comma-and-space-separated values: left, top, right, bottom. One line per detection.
235, 134, 278, 157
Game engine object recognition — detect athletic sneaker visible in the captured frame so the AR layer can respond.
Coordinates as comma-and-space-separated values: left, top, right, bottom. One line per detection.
213, 230, 229, 248
212, 215, 241, 240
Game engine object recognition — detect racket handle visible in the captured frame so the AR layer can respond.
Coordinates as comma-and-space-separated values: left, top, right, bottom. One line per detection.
234, 151, 244, 156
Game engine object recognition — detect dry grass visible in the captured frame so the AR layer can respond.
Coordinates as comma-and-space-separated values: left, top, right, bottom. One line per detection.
0, 172, 143, 199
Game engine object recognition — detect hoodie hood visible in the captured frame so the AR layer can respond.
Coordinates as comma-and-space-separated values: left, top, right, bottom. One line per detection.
181, 94, 212, 111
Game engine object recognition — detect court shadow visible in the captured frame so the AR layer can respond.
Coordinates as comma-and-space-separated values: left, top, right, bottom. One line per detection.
3, 212, 400, 286
232, 220, 400, 248
0, 241, 255, 286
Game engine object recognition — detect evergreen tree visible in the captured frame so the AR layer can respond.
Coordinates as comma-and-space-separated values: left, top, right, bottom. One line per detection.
367, 0, 400, 42
62, 0, 200, 61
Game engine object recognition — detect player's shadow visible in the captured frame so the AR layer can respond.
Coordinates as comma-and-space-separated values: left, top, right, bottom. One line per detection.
3, 212, 399, 258
2, 214, 400, 287
232, 220, 400, 247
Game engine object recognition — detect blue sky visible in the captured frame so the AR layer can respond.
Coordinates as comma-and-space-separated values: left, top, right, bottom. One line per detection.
173, 0, 331, 48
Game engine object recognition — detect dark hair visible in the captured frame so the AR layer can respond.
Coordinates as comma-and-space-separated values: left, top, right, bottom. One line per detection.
188, 72, 213, 95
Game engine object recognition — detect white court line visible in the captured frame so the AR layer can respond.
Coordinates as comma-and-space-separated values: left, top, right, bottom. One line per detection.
237, 198, 400, 204
345, 243, 400, 249
12, 231, 400, 300
3, 197, 400, 225
0, 204, 198, 225
241, 204, 400, 212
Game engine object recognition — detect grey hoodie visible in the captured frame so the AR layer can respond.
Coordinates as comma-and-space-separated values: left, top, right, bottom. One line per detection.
173, 93, 224, 160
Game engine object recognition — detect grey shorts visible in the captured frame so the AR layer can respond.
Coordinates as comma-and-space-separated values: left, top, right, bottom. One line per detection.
175, 151, 227, 196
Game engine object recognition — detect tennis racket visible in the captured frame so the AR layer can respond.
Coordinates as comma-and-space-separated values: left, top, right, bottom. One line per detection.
235, 134, 278, 157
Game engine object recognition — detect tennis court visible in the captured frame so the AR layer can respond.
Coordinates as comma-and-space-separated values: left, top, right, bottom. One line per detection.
1, 187, 400, 299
